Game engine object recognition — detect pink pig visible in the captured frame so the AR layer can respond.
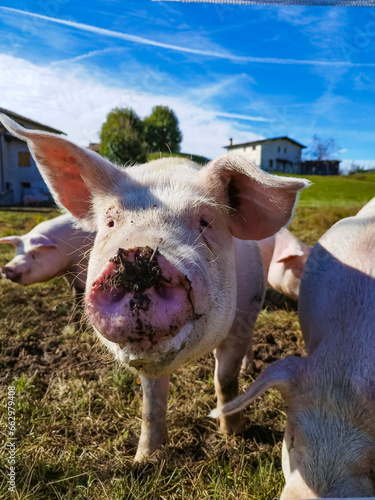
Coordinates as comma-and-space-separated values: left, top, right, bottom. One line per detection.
212, 198, 375, 498
0, 114, 310, 461
0, 214, 93, 296
258, 228, 311, 301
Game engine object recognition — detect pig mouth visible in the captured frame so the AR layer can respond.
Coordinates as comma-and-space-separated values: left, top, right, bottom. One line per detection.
86, 246, 202, 351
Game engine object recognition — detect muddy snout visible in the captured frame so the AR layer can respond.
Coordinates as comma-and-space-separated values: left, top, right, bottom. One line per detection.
110, 246, 168, 299
86, 246, 196, 348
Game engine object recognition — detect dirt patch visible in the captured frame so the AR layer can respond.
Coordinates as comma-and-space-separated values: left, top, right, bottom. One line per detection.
0, 280, 109, 389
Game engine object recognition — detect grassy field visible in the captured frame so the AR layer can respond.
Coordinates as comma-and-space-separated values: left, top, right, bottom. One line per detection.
0, 176, 373, 499
287, 172, 375, 207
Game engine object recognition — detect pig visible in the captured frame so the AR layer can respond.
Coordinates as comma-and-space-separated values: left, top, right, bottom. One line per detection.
211, 198, 375, 498
258, 228, 311, 301
0, 113, 310, 462
0, 214, 94, 298
241, 228, 311, 374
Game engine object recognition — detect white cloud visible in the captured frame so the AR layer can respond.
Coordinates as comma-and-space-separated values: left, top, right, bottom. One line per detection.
50, 47, 125, 66
0, 53, 263, 158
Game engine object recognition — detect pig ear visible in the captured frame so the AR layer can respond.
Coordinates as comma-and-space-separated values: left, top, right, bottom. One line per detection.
0, 236, 23, 247
276, 247, 305, 263
29, 235, 58, 249
204, 155, 311, 240
276, 230, 311, 263
210, 356, 304, 419
0, 114, 122, 229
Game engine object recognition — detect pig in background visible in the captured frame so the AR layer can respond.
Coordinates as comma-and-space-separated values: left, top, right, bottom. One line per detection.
212, 198, 375, 498
0, 214, 94, 302
0, 114, 310, 462
241, 229, 311, 374
258, 227, 311, 302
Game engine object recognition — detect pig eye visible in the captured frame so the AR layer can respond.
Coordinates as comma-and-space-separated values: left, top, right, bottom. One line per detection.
107, 220, 115, 228
199, 218, 211, 228
31, 254, 36, 260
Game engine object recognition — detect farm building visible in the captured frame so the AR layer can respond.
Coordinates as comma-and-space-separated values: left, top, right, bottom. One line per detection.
224, 136, 306, 174
300, 160, 340, 176
0, 108, 65, 206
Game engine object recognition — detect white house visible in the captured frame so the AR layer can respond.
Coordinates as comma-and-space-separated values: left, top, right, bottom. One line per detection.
224, 136, 306, 174
0, 108, 65, 206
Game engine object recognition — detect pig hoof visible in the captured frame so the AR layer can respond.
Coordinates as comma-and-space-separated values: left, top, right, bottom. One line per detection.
219, 413, 243, 435
134, 442, 166, 463
134, 431, 169, 462
134, 448, 152, 463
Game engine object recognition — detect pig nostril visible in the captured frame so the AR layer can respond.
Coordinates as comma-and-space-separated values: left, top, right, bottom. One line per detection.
3, 267, 12, 278
155, 283, 177, 301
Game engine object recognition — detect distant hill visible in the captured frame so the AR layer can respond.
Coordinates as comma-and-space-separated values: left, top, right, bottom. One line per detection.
147, 152, 209, 165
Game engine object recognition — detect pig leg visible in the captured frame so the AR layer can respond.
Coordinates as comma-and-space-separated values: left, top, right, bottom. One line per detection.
214, 316, 253, 434
240, 348, 254, 375
134, 374, 170, 462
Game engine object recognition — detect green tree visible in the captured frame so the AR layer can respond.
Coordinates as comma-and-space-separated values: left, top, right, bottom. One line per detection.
144, 106, 182, 153
99, 107, 147, 165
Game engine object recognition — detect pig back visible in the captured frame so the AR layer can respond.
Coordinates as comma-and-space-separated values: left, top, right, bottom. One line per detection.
298, 208, 375, 366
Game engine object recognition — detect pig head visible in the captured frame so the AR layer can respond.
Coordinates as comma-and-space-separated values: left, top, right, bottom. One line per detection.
0, 113, 309, 460
212, 199, 375, 498
0, 214, 93, 294
258, 228, 311, 301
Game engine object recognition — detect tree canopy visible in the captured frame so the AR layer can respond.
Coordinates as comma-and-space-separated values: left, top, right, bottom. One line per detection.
144, 106, 182, 153
99, 107, 147, 165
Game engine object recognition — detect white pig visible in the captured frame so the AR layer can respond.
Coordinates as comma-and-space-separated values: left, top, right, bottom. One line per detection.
0, 114, 310, 462
258, 228, 311, 301
0, 214, 93, 296
212, 198, 375, 498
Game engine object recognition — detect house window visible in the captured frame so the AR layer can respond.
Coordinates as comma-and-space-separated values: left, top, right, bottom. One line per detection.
284, 147, 287, 153
18, 152, 31, 167
269, 159, 273, 168
21, 182, 31, 189
252, 145, 256, 150
278, 146, 280, 153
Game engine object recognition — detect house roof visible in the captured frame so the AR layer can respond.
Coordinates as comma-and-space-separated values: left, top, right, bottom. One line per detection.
224, 136, 306, 150
0, 107, 66, 135
88, 143, 100, 153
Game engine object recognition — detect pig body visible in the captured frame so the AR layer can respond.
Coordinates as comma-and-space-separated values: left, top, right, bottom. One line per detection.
258, 228, 311, 301
0, 114, 309, 461
0, 214, 93, 295
212, 198, 375, 498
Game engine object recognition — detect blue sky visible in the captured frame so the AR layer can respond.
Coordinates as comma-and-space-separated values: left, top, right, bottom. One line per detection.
0, 1, 375, 170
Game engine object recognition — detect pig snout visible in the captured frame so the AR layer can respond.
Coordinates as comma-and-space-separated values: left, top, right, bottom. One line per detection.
1, 266, 22, 283
86, 246, 196, 349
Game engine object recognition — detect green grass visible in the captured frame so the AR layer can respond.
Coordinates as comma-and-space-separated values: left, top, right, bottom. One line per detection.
282, 173, 375, 207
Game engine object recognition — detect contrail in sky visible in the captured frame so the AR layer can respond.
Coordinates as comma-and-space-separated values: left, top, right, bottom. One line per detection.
1, 6, 375, 67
